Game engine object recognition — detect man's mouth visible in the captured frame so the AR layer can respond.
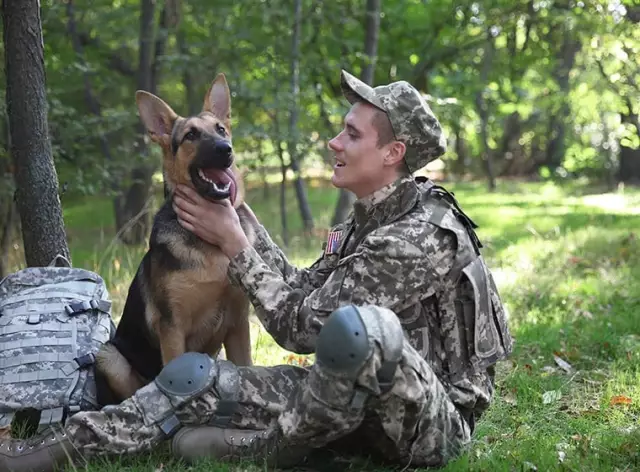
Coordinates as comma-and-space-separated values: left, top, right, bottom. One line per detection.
192, 167, 237, 204
334, 160, 345, 168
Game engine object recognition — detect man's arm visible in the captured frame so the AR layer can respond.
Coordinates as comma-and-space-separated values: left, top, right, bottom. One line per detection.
238, 203, 331, 293
250, 224, 328, 292
228, 225, 456, 354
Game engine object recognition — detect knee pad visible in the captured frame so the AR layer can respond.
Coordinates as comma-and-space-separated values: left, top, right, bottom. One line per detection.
156, 352, 215, 397
133, 352, 221, 437
316, 305, 404, 381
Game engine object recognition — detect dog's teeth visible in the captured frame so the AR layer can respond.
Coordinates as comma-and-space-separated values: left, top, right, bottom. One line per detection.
213, 182, 230, 193
198, 169, 206, 180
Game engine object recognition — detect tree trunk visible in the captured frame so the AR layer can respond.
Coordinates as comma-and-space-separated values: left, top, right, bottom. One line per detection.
177, 14, 198, 116
618, 104, 640, 185
3, 0, 71, 267
114, 0, 157, 245
475, 31, 496, 191
65, 0, 124, 222
288, 0, 314, 233
452, 120, 469, 176
332, 0, 381, 225
544, 30, 580, 172
279, 143, 289, 248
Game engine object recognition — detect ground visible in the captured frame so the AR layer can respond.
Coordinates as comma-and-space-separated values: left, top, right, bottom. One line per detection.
6, 176, 640, 471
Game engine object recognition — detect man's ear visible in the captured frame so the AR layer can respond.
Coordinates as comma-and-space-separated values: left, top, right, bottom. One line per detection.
384, 141, 407, 168
135, 91, 178, 146
203, 73, 231, 122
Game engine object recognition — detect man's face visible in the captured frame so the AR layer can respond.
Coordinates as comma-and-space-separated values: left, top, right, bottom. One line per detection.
328, 102, 396, 199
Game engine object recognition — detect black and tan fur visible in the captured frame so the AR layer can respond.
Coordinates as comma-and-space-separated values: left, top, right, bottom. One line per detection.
95, 73, 255, 406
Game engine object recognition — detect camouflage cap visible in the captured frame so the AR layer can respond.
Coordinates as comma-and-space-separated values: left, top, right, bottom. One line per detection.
340, 69, 447, 173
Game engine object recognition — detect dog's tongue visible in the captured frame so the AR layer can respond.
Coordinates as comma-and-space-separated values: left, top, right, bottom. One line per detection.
203, 168, 237, 204
203, 168, 232, 185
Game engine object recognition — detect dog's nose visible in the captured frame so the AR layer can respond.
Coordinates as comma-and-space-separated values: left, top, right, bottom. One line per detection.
216, 141, 232, 157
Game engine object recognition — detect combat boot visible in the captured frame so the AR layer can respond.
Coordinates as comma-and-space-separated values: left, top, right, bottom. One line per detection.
0, 427, 81, 472
171, 425, 310, 469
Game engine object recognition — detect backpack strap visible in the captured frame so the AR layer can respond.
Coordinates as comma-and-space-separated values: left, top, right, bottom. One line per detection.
424, 184, 483, 255
48, 254, 71, 268
37, 407, 65, 432
0, 412, 14, 429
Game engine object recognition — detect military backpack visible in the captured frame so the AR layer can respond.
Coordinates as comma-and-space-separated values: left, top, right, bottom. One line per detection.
0, 255, 115, 433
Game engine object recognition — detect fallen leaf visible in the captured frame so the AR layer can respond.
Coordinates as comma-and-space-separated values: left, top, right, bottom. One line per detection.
543, 390, 562, 404
154, 464, 164, 472
553, 355, 573, 373
579, 309, 594, 319
610, 395, 632, 406
0, 425, 11, 439
557, 450, 566, 463
502, 391, 518, 406
523, 461, 538, 471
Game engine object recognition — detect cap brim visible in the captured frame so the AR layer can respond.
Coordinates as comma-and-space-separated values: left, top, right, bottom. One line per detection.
340, 70, 384, 110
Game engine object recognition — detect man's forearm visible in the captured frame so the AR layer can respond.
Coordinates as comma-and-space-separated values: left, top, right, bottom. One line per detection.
227, 245, 321, 354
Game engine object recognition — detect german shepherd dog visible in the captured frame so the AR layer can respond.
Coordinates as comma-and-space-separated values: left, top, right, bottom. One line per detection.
95, 73, 255, 406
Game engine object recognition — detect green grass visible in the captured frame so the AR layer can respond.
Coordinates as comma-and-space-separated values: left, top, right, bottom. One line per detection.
6, 177, 640, 471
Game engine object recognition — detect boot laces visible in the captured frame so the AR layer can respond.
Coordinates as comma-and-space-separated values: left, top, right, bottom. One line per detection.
228, 429, 279, 459
3, 428, 65, 452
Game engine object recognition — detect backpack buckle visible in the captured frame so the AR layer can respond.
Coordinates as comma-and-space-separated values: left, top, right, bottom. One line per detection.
64, 300, 98, 316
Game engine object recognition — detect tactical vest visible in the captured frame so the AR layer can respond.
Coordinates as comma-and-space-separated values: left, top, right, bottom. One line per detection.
0, 256, 115, 433
408, 180, 513, 383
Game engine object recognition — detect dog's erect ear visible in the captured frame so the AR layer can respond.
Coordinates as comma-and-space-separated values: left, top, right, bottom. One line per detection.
203, 73, 231, 121
136, 91, 178, 145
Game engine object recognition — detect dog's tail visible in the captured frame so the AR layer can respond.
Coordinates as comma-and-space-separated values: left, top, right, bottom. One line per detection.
95, 343, 147, 403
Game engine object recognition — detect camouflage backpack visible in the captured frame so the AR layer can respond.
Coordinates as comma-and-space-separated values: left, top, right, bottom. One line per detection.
0, 255, 115, 433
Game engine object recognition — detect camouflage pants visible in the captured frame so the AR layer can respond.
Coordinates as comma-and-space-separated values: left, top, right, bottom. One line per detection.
66, 339, 471, 468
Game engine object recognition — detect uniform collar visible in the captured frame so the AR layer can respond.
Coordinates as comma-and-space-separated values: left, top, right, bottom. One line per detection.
351, 176, 420, 228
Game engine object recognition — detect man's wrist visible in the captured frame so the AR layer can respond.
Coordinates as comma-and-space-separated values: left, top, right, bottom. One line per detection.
223, 233, 251, 260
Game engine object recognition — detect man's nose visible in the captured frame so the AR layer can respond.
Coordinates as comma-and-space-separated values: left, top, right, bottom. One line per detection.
328, 135, 341, 151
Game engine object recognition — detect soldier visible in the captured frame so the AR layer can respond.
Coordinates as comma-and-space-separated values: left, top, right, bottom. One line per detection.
0, 69, 512, 471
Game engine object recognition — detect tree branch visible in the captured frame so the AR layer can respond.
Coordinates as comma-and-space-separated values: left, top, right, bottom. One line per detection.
76, 31, 136, 77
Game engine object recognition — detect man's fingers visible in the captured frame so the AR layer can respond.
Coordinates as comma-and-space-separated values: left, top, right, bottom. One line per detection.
177, 219, 195, 233
175, 185, 201, 205
173, 194, 200, 217
173, 203, 196, 224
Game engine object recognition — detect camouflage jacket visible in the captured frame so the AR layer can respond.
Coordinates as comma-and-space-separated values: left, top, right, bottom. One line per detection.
228, 176, 513, 417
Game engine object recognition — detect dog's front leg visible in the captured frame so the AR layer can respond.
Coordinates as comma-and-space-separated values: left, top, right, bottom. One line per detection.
223, 301, 253, 366
157, 319, 187, 366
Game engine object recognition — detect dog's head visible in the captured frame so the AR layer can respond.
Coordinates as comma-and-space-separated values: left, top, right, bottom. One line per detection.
135, 73, 244, 207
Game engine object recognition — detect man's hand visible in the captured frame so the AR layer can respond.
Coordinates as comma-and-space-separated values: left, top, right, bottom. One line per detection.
172, 185, 250, 259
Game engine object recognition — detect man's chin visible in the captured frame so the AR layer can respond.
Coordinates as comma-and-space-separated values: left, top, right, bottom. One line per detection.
330, 173, 343, 189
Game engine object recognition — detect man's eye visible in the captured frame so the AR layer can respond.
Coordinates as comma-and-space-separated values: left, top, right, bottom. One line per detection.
216, 124, 227, 136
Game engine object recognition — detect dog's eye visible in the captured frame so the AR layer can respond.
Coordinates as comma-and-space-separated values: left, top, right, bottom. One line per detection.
216, 124, 227, 137
183, 128, 199, 141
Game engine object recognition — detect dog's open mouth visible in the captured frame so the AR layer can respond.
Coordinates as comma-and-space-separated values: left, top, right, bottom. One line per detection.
192, 167, 237, 204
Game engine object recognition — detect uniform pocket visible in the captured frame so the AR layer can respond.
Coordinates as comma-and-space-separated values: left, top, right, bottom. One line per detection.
458, 257, 511, 373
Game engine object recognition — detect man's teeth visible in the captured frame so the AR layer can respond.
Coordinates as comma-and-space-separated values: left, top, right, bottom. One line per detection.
197, 169, 231, 192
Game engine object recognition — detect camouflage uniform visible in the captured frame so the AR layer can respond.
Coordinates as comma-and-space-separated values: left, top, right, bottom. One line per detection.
0, 70, 513, 470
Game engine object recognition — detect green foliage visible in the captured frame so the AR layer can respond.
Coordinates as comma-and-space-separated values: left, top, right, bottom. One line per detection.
1, 0, 637, 199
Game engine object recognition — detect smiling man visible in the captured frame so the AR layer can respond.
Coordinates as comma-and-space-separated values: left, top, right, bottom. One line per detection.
1, 70, 512, 471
